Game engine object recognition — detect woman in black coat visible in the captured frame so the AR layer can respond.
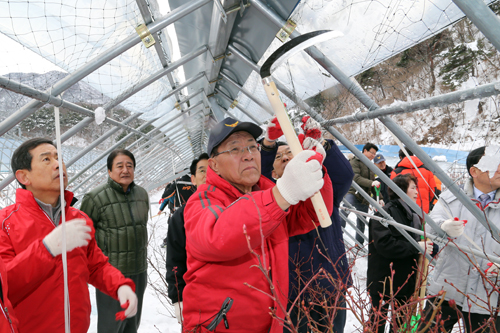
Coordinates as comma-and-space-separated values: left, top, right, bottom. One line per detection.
367, 174, 434, 333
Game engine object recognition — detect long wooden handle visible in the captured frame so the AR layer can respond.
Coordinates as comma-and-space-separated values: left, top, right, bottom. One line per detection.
262, 79, 332, 228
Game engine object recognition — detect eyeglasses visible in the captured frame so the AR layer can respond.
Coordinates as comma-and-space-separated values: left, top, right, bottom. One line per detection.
275, 150, 293, 161
214, 143, 260, 157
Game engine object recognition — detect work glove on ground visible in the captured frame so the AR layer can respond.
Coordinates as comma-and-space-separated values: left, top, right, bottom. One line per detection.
116, 285, 138, 319
418, 240, 434, 255
302, 137, 326, 164
441, 218, 465, 238
43, 219, 92, 257
372, 180, 381, 188
174, 301, 183, 324
265, 117, 283, 142
301, 116, 323, 141
276, 150, 324, 205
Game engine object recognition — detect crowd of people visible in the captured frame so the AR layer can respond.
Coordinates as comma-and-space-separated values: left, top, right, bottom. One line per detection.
0, 115, 498, 333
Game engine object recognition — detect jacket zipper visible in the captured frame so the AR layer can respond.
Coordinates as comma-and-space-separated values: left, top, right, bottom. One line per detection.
0, 274, 15, 333
125, 194, 139, 273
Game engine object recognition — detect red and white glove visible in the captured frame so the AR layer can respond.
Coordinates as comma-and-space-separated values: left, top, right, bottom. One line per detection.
486, 262, 500, 276
301, 116, 323, 140
302, 137, 326, 165
441, 218, 466, 238
372, 180, 381, 188
418, 240, 434, 255
276, 150, 324, 205
265, 117, 283, 142
43, 219, 92, 257
115, 285, 138, 320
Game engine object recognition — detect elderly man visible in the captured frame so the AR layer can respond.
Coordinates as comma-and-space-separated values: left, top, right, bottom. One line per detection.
182, 117, 333, 333
260, 116, 354, 333
422, 146, 500, 332
0, 138, 137, 333
374, 154, 393, 205
80, 149, 149, 333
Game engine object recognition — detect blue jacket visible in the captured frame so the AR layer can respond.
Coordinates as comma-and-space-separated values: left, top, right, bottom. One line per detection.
260, 139, 354, 299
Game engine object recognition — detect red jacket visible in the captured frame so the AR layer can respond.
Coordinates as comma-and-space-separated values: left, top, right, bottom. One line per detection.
182, 167, 333, 333
391, 156, 437, 213
0, 189, 135, 333
0, 258, 18, 333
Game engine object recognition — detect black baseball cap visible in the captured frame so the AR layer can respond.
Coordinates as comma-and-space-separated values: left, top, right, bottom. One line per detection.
374, 154, 386, 164
206, 117, 263, 156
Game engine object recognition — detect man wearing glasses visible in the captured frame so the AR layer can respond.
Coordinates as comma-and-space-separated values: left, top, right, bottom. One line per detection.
343, 142, 382, 246
181, 117, 333, 333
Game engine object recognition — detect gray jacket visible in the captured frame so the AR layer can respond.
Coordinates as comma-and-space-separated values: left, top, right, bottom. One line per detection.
426, 178, 500, 315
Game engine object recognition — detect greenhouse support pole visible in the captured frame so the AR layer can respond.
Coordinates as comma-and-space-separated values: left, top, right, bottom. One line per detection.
322, 81, 500, 125
215, 88, 263, 124
0, 76, 149, 137
103, 46, 208, 111
220, 72, 274, 115
65, 113, 143, 168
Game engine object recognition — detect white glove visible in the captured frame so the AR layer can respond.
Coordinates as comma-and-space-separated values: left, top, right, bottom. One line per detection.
43, 219, 92, 256
372, 180, 381, 188
418, 240, 434, 255
117, 285, 138, 318
486, 263, 500, 277
378, 200, 385, 207
302, 137, 326, 164
276, 150, 324, 205
301, 116, 323, 141
441, 218, 465, 238
174, 301, 183, 324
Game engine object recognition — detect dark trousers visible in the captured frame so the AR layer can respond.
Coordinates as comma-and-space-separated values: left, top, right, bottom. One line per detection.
96, 271, 147, 333
421, 298, 500, 332
369, 291, 410, 333
343, 193, 369, 245
286, 296, 346, 333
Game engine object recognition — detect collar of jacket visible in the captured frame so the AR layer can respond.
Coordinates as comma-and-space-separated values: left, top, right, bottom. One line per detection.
206, 166, 274, 199
399, 156, 424, 169
441, 178, 500, 208
107, 177, 135, 194
15, 188, 74, 212
465, 177, 500, 207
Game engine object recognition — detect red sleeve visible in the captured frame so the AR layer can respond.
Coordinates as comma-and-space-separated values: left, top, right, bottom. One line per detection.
286, 166, 334, 237
85, 220, 135, 299
184, 187, 287, 263
0, 231, 56, 306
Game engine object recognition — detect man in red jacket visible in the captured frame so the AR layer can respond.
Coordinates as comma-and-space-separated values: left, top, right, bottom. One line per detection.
182, 117, 333, 333
0, 138, 138, 333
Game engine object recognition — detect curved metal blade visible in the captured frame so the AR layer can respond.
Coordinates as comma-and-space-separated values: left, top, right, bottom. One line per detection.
260, 30, 343, 78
